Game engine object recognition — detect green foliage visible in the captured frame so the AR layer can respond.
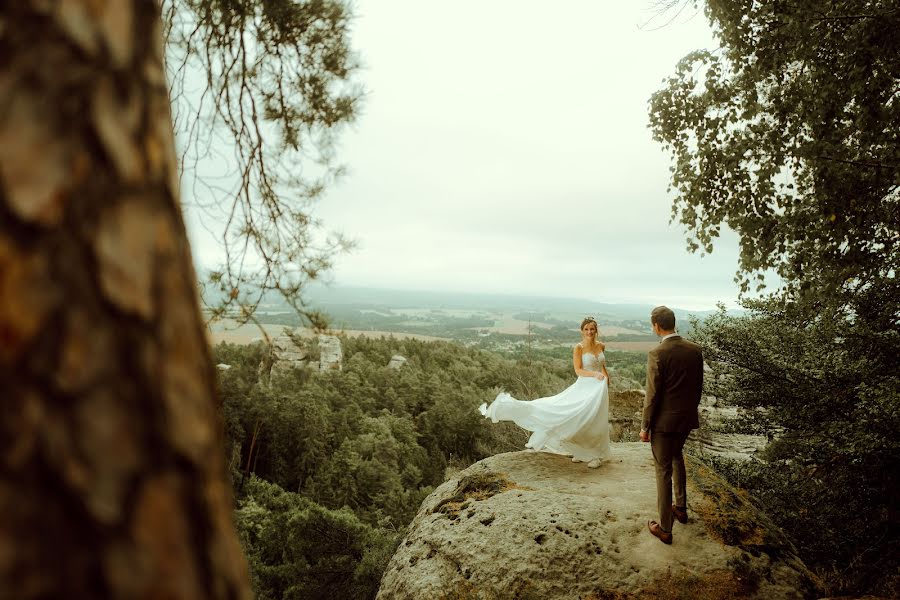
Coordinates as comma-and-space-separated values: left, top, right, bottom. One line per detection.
649, 0, 899, 304
651, 4, 899, 595
604, 350, 647, 390
691, 300, 900, 596
216, 335, 582, 598
235, 476, 397, 600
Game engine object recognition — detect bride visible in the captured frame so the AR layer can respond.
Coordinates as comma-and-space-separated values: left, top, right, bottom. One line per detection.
479, 317, 611, 468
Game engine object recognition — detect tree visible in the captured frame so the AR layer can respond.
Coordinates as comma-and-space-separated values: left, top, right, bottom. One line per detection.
649, 2, 900, 594
0, 3, 250, 597
649, 0, 899, 314
162, 0, 363, 328
690, 301, 899, 594
235, 477, 396, 600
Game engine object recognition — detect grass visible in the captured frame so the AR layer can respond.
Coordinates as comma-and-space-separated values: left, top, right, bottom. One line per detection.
432, 471, 528, 519
690, 462, 786, 553
687, 460, 822, 597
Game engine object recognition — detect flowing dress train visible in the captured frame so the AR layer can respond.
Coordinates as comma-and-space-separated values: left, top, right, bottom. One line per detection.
479, 352, 610, 461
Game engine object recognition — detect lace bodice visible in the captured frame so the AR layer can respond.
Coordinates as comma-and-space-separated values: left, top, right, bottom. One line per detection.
582, 351, 606, 369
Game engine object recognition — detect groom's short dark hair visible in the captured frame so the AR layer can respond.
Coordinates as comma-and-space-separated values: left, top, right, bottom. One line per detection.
651, 305, 676, 331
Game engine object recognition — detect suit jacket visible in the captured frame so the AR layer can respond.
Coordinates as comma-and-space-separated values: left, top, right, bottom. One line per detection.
642, 336, 704, 433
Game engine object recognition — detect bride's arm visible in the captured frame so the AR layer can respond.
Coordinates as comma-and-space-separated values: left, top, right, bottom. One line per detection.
572, 345, 605, 378
600, 342, 610, 385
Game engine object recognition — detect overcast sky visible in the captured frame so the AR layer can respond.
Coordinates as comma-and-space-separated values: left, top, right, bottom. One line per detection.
185, 1, 742, 310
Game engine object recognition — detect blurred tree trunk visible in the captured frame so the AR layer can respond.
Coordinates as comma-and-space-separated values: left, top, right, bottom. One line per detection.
0, 3, 251, 599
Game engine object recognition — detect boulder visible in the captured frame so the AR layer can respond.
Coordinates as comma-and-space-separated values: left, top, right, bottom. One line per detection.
377, 444, 818, 599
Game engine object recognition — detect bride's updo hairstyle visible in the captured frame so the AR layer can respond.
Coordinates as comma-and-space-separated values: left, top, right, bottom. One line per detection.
580, 316, 598, 331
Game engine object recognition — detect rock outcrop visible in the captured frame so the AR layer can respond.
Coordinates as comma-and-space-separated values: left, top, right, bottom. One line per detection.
377, 444, 818, 600
255, 332, 344, 378
256, 330, 310, 382
270, 331, 310, 376
318, 334, 342, 371
387, 354, 407, 369
612, 387, 769, 461
697, 396, 769, 461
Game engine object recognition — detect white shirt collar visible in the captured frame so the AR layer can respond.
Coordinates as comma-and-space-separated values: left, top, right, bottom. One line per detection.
661, 332, 680, 342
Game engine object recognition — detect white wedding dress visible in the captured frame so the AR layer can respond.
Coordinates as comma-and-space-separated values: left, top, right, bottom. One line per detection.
479, 352, 611, 462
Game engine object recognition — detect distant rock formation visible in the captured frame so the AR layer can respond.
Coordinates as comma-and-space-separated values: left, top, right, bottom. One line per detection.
318, 334, 342, 371
254, 332, 343, 378
696, 395, 769, 461
271, 331, 310, 376
256, 330, 309, 382
377, 444, 818, 600
387, 354, 407, 369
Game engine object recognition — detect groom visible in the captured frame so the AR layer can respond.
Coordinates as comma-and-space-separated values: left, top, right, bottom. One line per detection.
640, 305, 704, 544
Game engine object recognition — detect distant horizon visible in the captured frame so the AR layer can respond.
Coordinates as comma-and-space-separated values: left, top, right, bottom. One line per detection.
184, 2, 746, 313
195, 262, 743, 313
298, 281, 738, 314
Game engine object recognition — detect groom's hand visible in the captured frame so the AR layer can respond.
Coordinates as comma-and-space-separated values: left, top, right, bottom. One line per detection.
640, 429, 650, 442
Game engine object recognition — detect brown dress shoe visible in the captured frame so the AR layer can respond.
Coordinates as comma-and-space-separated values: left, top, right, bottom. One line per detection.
648, 520, 673, 544
672, 505, 688, 524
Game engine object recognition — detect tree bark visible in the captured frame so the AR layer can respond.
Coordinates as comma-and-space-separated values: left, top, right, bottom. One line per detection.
0, 2, 252, 598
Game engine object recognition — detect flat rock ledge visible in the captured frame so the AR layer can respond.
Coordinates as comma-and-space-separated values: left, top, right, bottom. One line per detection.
377, 443, 819, 600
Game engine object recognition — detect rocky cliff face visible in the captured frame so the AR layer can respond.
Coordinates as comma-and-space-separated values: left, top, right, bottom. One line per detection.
318, 334, 342, 371
697, 395, 770, 461
256, 331, 344, 380
377, 444, 818, 600
269, 331, 310, 376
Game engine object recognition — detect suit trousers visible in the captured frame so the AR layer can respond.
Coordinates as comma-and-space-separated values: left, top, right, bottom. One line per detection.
650, 431, 689, 533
